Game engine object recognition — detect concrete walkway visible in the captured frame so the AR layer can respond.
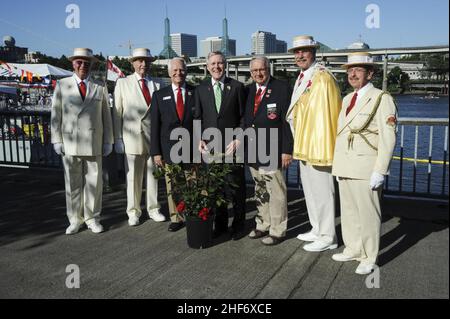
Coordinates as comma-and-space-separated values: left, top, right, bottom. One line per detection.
0, 167, 448, 299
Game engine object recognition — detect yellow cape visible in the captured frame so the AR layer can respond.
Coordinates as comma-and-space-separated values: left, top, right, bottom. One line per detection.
292, 69, 342, 166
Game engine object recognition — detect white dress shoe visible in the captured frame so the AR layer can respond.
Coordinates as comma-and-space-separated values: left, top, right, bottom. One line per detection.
65, 223, 81, 235
148, 209, 166, 222
86, 221, 104, 233
332, 253, 358, 262
128, 215, 140, 226
303, 240, 338, 252
355, 263, 376, 275
296, 231, 319, 242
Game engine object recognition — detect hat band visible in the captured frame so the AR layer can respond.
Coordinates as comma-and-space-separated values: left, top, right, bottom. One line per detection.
348, 55, 373, 64
293, 39, 317, 47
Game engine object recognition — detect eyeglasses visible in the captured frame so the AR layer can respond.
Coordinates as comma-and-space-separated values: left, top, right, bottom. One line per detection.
250, 68, 267, 74
74, 60, 91, 67
347, 67, 368, 74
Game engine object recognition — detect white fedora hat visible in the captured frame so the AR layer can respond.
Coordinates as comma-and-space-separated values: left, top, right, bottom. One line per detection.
288, 35, 320, 53
68, 48, 99, 62
128, 48, 157, 62
342, 52, 377, 69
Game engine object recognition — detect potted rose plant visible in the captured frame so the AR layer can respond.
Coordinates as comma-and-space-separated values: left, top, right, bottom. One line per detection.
154, 160, 238, 248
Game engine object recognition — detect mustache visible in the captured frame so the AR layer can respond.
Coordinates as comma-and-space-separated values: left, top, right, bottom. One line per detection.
295, 57, 308, 62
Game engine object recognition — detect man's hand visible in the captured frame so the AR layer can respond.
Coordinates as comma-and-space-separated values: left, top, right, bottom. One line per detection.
114, 138, 125, 154
53, 143, 64, 156
154, 155, 164, 167
369, 172, 385, 190
225, 139, 241, 156
281, 154, 292, 169
199, 140, 209, 154
103, 143, 113, 157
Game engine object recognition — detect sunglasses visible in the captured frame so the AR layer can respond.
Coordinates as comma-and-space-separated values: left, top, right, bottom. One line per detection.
74, 60, 91, 67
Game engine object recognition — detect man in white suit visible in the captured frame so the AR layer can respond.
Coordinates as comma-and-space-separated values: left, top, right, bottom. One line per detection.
332, 52, 397, 275
113, 48, 165, 226
286, 36, 342, 252
51, 48, 114, 235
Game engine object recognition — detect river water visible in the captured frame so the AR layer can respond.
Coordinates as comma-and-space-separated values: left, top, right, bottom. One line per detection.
286, 95, 449, 196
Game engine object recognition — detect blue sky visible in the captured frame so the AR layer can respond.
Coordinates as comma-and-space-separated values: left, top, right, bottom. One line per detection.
1, 0, 448, 57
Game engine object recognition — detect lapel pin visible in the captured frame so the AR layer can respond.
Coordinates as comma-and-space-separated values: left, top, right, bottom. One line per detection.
227, 86, 231, 90
188, 91, 192, 96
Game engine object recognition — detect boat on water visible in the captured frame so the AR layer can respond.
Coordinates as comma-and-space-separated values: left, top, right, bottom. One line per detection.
421, 93, 440, 99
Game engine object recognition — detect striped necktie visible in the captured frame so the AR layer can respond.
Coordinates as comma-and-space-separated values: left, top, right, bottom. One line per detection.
214, 81, 222, 113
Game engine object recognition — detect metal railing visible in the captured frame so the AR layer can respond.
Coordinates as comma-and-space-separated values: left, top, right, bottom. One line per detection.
1, 109, 448, 199
0, 108, 61, 168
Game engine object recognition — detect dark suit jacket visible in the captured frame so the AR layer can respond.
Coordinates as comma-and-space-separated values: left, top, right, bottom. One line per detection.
244, 77, 293, 169
150, 84, 195, 164
194, 77, 246, 153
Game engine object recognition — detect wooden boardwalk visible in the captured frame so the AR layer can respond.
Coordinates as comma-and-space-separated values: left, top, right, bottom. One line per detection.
0, 167, 448, 299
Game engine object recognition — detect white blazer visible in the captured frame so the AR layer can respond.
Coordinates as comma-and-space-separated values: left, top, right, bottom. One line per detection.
113, 73, 161, 155
51, 75, 113, 156
332, 86, 397, 180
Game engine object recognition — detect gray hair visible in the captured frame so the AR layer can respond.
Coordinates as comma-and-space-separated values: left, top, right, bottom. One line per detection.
250, 56, 270, 70
207, 51, 226, 65
167, 57, 187, 74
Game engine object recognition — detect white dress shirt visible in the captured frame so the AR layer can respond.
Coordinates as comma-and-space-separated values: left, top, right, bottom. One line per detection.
172, 83, 186, 104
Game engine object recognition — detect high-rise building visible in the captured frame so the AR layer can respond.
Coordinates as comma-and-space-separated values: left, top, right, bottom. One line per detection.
159, 10, 178, 59
251, 31, 287, 54
276, 40, 287, 53
170, 33, 197, 58
200, 36, 236, 58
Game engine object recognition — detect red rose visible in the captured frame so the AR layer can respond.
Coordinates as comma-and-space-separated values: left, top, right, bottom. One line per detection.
198, 208, 210, 221
176, 201, 185, 213
306, 80, 312, 88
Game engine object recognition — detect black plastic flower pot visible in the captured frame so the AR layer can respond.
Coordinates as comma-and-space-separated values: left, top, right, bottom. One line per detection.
185, 214, 213, 249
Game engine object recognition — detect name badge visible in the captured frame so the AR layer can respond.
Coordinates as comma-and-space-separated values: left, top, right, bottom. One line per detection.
163, 96, 172, 100
267, 103, 278, 120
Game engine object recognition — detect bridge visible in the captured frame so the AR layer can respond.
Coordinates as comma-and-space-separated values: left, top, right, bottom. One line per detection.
187, 45, 449, 90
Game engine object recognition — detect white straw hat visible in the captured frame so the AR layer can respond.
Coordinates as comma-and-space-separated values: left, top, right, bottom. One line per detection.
68, 48, 99, 62
288, 35, 320, 53
128, 48, 157, 62
342, 52, 377, 69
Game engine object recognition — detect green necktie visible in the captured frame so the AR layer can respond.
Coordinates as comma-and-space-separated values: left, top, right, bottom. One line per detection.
214, 81, 222, 113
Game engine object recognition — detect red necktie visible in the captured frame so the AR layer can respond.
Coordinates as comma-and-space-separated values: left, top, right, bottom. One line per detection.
296, 72, 304, 87
346, 92, 358, 116
141, 79, 152, 106
79, 81, 86, 100
253, 87, 263, 115
176, 87, 184, 121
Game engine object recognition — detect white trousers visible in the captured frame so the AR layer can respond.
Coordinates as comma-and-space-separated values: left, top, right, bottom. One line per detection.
62, 155, 102, 226
125, 154, 159, 218
299, 161, 336, 243
338, 178, 382, 265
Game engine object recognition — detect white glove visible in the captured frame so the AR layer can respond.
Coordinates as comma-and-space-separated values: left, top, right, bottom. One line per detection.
53, 143, 64, 156
114, 139, 125, 154
369, 172, 385, 190
103, 143, 113, 157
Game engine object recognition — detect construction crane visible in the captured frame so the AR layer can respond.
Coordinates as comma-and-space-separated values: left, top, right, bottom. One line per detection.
118, 40, 155, 56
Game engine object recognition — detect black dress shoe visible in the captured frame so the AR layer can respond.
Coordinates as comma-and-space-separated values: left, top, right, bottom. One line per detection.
168, 222, 184, 232
213, 228, 229, 239
231, 224, 246, 240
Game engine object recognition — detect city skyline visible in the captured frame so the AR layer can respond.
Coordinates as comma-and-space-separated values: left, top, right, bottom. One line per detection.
0, 0, 448, 58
